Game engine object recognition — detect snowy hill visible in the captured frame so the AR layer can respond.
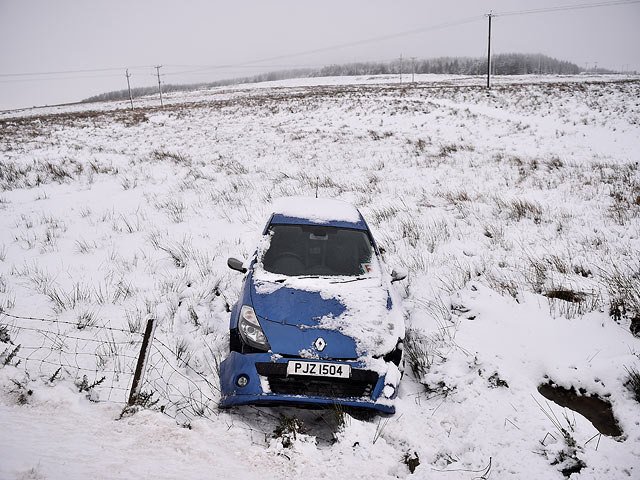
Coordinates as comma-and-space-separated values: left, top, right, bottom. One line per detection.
1, 74, 639, 479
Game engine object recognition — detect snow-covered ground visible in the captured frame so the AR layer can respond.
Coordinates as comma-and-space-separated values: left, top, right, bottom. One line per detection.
1, 74, 639, 479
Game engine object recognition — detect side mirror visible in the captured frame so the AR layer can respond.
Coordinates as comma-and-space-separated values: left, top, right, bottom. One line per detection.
227, 257, 247, 273
390, 268, 407, 283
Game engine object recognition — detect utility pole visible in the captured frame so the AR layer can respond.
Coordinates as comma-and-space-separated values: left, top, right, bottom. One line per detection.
538, 54, 542, 75
125, 69, 134, 111
486, 12, 493, 89
411, 56, 416, 83
399, 54, 403, 84
155, 65, 164, 107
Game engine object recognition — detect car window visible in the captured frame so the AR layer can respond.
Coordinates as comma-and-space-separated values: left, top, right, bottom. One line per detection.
261, 224, 375, 276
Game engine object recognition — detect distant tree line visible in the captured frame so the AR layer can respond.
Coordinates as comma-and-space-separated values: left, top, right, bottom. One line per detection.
82, 53, 593, 103
83, 68, 317, 103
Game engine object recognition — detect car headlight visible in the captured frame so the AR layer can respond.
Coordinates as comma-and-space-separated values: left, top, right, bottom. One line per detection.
238, 305, 270, 351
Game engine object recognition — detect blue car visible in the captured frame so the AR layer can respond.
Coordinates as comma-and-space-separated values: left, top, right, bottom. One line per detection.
219, 197, 406, 414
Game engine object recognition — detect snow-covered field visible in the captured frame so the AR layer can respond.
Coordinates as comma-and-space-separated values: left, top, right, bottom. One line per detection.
1, 74, 639, 479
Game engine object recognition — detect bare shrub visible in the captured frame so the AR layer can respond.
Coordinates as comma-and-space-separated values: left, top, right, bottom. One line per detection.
438, 143, 460, 157
424, 219, 450, 254
545, 155, 564, 170
46, 282, 93, 313
191, 251, 217, 280
437, 189, 471, 205
120, 175, 138, 190
403, 328, 436, 379
272, 414, 308, 448
88, 159, 119, 176
0, 161, 31, 190
525, 257, 549, 293
174, 338, 193, 367
125, 304, 154, 333
22, 262, 54, 295
494, 196, 544, 223
367, 204, 401, 225
75, 238, 97, 254
217, 159, 248, 175
0, 291, 16, 313
368, 130, 393, 141
148, 233, 192, 268
600, 262, 640, 335
608, 184, 640, 225
94, 278, 135, 305
76, 375, 106, 393
625, 365, 640, 403
154, 197, 186, 223
151, 149, 191, 166
8, 376, 32, 404
113, 212, 144, 233
485, 271, 520, 299
482, 222, 504, 242
44, 161, 73, 181
398, 251, 429, 276
534, 398, 586, 477
507, 199, 543, 223
13, 230, 37, 249
400, 217, 422, 248
76, 308, 99, 330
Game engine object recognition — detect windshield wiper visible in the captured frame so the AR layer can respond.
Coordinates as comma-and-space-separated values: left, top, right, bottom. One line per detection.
267, 276, 320, 282
329, 276, 368, 284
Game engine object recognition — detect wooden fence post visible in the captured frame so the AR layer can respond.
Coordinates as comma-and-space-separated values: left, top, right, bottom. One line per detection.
128, 318, 156, 405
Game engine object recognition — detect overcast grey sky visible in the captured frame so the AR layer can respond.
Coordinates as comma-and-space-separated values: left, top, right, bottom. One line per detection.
1, 0, 639, 110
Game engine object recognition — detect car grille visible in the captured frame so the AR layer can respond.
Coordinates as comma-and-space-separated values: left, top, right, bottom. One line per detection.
255, 362, 378, 399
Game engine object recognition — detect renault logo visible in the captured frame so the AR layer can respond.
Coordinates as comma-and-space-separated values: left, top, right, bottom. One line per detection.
314, 337, 326, 352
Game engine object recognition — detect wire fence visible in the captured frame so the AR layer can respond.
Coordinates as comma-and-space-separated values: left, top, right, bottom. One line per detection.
0, 311, 221, 424
143, 338, 221, 422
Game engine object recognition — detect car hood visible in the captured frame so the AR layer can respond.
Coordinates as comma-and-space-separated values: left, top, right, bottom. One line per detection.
250, 271, 404, 358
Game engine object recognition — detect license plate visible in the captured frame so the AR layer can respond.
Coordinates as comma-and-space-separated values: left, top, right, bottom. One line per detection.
286, 361, 351, 379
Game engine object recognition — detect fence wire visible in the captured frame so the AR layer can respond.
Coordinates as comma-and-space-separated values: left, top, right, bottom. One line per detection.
1, 311, 223, 424
1, 312, 142, 403
141, 338, 221, 424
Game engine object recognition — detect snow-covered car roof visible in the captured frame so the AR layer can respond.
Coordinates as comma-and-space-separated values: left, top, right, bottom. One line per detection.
269, 196, 367, 230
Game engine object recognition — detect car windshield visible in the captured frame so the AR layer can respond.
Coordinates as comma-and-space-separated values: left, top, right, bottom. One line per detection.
261, 224, 376, 277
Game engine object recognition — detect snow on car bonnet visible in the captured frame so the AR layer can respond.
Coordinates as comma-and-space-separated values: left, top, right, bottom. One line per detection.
271, 197, 362, 225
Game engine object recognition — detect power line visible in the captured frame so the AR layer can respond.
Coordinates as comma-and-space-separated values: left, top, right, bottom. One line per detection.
0, 65, 153, 78
0, 73, 126, 83
231, 15, 485, 68
144, 17, 484, 79
0, 64, 330, 81
494, 0, 640, 17
0, 1, 637, 83
0, 16, 485, 81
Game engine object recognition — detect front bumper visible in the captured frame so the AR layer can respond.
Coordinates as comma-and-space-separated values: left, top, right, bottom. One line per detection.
219, 351, 400, 413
